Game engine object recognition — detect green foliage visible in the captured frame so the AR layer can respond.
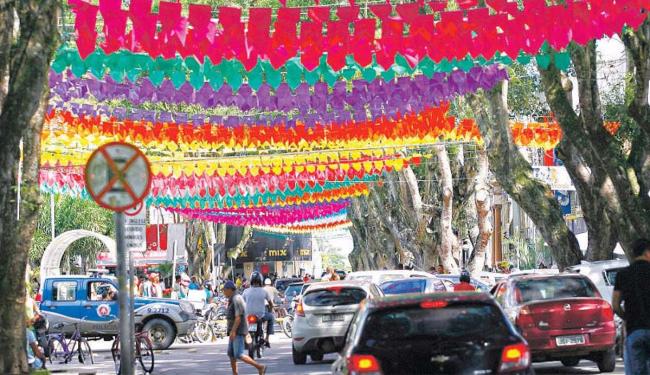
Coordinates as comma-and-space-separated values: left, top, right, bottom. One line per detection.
503, 233, 552, 269
506, 63, 549, 118
30, 195, 115, 268
321, 252, 350, 271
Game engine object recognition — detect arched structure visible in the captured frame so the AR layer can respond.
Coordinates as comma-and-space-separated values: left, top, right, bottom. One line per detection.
40, 230, 116, 285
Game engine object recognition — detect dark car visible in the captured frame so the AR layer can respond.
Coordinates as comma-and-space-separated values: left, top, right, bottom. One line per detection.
379, 277, 448, 295
437, 274, 491, 292
332, 293, 532, 375
275, 278, 303, 293
491, 274, 616, 372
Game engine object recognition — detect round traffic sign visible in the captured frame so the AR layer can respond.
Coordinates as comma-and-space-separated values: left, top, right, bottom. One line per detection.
84, 142, 152, 212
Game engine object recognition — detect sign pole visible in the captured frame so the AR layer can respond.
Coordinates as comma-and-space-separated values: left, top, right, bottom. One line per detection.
116, 214, 135, 375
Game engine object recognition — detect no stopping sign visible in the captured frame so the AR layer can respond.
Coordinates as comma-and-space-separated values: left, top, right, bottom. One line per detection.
84, 142, 152, 212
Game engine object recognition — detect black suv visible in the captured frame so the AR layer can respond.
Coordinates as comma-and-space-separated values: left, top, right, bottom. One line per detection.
332, 292, 533, 374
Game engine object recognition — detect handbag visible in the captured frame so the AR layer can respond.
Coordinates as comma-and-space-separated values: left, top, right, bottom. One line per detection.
245, 333, 253, 345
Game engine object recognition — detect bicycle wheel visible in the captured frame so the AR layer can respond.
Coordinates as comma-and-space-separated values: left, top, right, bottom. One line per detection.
193, 321, 213, 343
137, 336, 155, 373
47, 337, 66, 364
78, 338, 94, 364
282, 316, 293, 338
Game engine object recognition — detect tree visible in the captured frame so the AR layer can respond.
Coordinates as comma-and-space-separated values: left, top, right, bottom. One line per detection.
30, 195, 114, 271
0, 1, 60, 373
468, 82, 583, 269
537, 22, 650, 258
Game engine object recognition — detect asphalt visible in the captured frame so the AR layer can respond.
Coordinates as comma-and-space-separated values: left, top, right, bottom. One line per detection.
47, 335, 626, 375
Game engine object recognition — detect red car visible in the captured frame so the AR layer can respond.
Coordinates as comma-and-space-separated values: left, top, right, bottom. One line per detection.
491, 274, 616, 372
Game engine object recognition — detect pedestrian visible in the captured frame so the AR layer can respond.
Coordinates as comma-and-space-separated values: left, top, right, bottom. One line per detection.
223, 281, 267, 375
152, 273, 163, 298
612, 238, 650, 375
437, 265, 445, 275
453, 270, 476, 292
173, 275, 188, 299
235, 275, 243, 290
189, 276, 201, 290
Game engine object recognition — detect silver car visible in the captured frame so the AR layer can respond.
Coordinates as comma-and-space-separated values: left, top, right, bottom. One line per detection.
291, 280, 382, 364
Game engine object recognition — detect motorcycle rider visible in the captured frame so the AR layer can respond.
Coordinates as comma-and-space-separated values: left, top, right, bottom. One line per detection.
242, 272, 275, 348
453, 270, 476, 292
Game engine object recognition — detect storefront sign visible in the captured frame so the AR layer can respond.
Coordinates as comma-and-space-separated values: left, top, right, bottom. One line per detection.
236, 231, 312, 262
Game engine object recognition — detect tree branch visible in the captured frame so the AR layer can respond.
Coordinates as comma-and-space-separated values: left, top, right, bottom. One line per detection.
468, 81, 582, 269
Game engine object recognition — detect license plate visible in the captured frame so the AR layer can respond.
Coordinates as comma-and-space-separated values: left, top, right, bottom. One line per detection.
322, 314, 345, 322
556, 335, 586, 346
249, 323, 257, 332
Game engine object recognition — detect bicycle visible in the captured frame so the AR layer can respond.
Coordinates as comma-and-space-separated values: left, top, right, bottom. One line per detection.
111, 330, 155, 374
46, 321, 94, 365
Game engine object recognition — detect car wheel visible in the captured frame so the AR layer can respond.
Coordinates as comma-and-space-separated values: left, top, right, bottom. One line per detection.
597, 348, 616, 373
561, 358, 580, 367
143, 319, 175, 350
292, 345, 307, 365
311, 352, 324, 362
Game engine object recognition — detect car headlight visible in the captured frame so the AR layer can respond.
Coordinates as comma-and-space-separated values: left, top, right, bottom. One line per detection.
179, 301, 195, 315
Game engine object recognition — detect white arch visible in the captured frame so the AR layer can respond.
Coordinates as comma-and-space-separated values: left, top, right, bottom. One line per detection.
40, 230, 116, 285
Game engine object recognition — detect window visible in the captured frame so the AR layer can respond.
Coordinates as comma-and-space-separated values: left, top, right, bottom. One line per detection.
604, 268, 625, 287
380, 279, 427, 295
88, 281, 117, 301
53, 281, 77, 301
303, 287, 367, 307
360, 303, 510, 344
514, 277, 597, 303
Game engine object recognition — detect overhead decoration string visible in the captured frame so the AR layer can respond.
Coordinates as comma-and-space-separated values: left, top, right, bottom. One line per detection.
68, 0, 648, 71
49, 66, 508, 121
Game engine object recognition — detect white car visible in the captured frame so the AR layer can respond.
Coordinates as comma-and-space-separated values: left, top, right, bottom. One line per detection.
291, 280, 382, 365
345, 270, 435, 285
566, 259, 629, 303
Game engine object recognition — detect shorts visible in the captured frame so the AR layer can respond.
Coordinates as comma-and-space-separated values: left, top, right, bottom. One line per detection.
227, 335, 246, 359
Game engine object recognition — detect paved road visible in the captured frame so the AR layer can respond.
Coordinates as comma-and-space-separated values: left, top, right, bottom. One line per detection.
48, 335, 625, 375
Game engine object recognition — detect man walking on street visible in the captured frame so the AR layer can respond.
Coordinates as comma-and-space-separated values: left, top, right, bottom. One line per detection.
223, 281, 266, 375
612, 238, 650, 375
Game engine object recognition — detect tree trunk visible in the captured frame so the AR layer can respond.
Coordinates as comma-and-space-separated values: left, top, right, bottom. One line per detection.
435, 145, 459, 274
468, 149, 492, 274
0, 2, 59, 373
468, 81, 582, 269
538, 38, 650, 259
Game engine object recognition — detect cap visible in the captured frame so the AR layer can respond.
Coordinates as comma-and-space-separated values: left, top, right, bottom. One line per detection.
224, 281, 237, 290
264, 278, 272, 285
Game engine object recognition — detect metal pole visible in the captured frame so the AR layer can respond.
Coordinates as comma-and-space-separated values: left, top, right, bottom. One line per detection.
50, 194, 56, 241
171, 241, 177, 296
128, 250, 135, 356
115, 212, 135, 375
230, 256, 234, 280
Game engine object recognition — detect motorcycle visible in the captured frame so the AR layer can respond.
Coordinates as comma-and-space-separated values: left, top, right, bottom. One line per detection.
247, 315, 266, 359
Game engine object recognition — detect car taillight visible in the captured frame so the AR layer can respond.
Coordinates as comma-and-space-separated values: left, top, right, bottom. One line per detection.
296, 301, 305, 317
499, 343, 530, 372
515, 306, 534, 330
599, 300, 614, 321
348, 354, 382, 374
420, 300, 448, 309
247, 315, 258, 324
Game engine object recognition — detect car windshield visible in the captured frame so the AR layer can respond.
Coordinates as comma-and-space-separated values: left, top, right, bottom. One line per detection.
360, 303, 510, 344
380, 279, 427, 295
514, 277, 597, 303
303, 287, 367, 307
284, 284, 303, 299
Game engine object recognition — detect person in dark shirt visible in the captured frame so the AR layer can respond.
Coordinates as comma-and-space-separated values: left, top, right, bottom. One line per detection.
223, 281, 266, 375
613, 238, 650, 375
